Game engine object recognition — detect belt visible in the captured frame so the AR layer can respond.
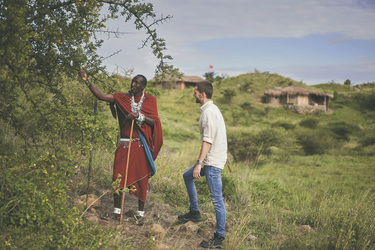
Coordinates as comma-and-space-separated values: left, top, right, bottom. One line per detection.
120, 138, 140, 142
119, 137, 142, 148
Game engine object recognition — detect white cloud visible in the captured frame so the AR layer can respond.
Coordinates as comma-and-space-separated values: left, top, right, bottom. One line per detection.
152, 0, 375, 42
95, 0, 375, 84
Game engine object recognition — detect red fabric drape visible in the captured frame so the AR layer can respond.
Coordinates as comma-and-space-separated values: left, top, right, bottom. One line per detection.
113, 92, 163, 160
113, 143, 151, 201
111, 92, 163, 201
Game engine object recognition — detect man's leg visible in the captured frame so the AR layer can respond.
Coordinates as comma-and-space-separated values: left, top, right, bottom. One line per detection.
137, 199, 145, 218
200, 166, 226, 248
184, 165, 199, 211
135, 199, 145, 226
205, 166, 226, 238
138, 199, 145, 211
110, 192, 122, 220
178, 165, 202, 222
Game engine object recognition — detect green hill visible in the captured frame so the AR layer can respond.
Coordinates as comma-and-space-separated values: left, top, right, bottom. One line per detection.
216, 72, 304, 102
1, 72, 374, 249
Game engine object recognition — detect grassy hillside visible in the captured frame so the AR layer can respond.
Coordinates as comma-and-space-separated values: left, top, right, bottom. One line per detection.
150, 73, 375, 249
1, 72, 374, 249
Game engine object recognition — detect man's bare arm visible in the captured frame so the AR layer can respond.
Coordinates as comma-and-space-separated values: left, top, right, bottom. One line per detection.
80, 69, 115, 103
88, 84, 115, 102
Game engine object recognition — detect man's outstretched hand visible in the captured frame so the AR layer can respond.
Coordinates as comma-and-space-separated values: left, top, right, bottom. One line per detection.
79, 69, 88, 81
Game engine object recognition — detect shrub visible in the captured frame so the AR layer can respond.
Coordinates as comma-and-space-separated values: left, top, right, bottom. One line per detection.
0, 153, 106, 248
358, 130, 375, 147
240, 102, 252, 115
354, 92, 375, 111
328, 122, 358, 141
272, 121, 296, 130
299, 118, 320, 129
296, 129, 342, 155
228, 129, 282, 162
145, 86, 161, 98
230, 108, 246, 126
240, 82, 253, 92
220, 89, 237, 104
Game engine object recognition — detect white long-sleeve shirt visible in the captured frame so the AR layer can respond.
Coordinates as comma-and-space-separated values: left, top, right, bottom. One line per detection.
199, 101, 227, 169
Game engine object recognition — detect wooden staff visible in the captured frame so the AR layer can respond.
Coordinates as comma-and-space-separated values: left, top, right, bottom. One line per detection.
119, 119, 135, 225
85, 97, 97, 209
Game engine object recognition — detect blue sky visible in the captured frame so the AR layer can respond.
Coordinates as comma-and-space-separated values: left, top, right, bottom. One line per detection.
97, 0, 375, 85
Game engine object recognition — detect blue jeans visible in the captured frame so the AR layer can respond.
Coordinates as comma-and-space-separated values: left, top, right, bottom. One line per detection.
183, 165, 226, 238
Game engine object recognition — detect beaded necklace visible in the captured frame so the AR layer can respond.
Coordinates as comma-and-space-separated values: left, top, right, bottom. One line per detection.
131, 92, 145, 113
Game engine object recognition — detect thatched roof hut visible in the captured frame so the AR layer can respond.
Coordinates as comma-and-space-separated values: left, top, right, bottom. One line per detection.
153, 75, 206, 89
264, 85, 334, 114
265, 85, 333, 98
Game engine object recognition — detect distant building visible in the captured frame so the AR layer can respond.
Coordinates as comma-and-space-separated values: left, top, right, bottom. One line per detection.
264, 85, 334, 114
153, 75, 206, 90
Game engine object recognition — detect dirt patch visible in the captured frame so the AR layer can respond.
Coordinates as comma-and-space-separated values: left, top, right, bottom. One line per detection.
80, 189, 216, 249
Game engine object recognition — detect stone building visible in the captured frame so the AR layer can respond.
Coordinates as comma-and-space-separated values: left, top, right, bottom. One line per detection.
264, 85, 334, 114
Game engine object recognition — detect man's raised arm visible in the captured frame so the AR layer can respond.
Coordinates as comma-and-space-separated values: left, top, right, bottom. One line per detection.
80, 70, 115, 103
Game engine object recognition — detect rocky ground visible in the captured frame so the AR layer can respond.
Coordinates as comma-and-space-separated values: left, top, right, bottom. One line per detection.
78, 189, 220, 249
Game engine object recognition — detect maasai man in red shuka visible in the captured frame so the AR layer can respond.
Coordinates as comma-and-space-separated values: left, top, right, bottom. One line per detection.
80, 70, 163, 225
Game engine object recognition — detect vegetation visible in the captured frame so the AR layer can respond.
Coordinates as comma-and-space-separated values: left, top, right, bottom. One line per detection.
3, 69, 373, 249
153, 76, 375, 249
1, 2, 374, 248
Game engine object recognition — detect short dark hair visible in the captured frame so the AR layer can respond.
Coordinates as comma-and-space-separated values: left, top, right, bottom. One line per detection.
133, 74, 147, 87
196, 81, 213, 99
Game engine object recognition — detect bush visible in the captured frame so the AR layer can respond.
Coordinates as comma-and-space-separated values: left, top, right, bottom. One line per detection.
358, 130, 375, 147
0, 153, 107, 248
354, 92, 375, 111
296, 130, 342, 155
328, 122, 358, 141
240, 102, 252, 115
145, 86, 161, 98
299, 118, 320, 129
228, 129, 282, 162
220, 89, 237, 104
230, 108, 246, 126
272, 121, 296, 130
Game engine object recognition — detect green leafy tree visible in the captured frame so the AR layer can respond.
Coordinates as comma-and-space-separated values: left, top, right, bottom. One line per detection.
204, 71, 216, 82
203, 71, 226, 83
0, 0, 177, 149
221, 89, 237, 104
0, 1, 178, 247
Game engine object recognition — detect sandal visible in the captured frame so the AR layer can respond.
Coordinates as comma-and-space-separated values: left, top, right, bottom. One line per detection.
135, 215, 145, 226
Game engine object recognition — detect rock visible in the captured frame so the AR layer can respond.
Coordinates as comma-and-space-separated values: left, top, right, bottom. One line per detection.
153, 213, 161, 219
206, 217, 216, 230
247, 234, 257, 241
125, 209, 136, 217
154, 243, 170, 250
297, 225, 314, 233
85, 214, 99, 224
150, 224, 166, 239
78, 194, 101, 208
176, 221, 199, 233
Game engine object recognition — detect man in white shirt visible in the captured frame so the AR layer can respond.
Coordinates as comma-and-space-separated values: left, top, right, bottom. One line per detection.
178, 81, 227, 249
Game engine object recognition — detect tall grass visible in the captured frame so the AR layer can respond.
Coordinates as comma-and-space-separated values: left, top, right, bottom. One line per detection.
189, 154, 375, 249
153, 81, 375, 249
